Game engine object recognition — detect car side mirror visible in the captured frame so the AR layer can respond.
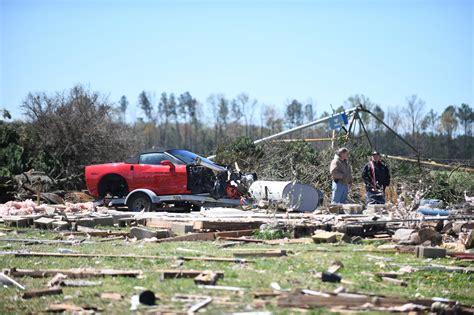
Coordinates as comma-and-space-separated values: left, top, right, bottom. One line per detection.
160, 160, 175, 170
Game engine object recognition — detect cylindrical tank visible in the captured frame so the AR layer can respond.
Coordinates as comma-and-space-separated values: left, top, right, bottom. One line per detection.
249, 180, 323, 212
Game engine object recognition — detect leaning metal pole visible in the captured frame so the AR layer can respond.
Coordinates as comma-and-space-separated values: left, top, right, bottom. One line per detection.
359, 106, 419, 157
253, 107, 358, 145
207, 107, 358, 159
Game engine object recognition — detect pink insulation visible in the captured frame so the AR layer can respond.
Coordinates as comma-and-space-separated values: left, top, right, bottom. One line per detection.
0, 200, 94, 216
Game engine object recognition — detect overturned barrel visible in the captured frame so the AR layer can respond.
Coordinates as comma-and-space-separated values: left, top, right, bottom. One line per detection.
249, 180, 323, 212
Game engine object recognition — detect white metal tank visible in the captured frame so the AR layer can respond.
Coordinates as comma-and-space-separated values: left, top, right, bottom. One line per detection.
249, 180, 322, 212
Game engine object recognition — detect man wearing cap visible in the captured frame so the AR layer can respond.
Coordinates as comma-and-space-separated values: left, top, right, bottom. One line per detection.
329, 147, 352, 204
362, 151, 390, 204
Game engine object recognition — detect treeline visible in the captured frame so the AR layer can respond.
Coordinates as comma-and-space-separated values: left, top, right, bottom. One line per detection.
125, 90, 473, 161
0, 85, 473, 182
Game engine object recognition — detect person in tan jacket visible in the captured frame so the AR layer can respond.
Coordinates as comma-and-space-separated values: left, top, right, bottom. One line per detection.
329, 147, 352, 203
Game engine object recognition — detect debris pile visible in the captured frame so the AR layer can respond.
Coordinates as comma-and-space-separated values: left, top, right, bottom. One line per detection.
0, 199, 94, 216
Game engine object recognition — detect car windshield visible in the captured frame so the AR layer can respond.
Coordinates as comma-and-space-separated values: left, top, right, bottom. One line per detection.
167, 149, 217, 166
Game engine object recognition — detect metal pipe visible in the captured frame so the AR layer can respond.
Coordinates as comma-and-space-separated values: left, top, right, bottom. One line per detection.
359, 107, 419, 156
357, 112, 373, 149
253, 107, 357, 144
385, 155, 474, 172
208, 107, 358, 159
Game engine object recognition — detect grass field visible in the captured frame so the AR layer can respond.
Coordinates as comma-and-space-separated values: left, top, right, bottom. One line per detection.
0, 228, 473, 314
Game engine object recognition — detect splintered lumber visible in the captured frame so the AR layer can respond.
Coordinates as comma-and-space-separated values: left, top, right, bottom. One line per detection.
158, 269, 224, 280
5, 268, 142, 278
194, 271, 220, 285
193, 220, 263, 231
233, 249, 287, 258
22, 287, 63, 299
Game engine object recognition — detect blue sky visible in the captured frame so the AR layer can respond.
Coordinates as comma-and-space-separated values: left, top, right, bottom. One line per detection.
1, 0, 472, 123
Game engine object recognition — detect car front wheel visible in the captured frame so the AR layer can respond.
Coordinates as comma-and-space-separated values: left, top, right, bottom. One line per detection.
127, 192, 152, 212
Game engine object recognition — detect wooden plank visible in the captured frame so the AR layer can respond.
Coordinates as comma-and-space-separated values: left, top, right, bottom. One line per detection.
6, 268, 142, 278
10, 252, 250, 263
233, 249, 287, 258
381, 276, 408, 287
188, 297, 212, 313
219, 237, 265, 243
193, 221, 263, 231
214, 229, 257, 238
22, 287, 63, 299
157, 232, 216, 242
61, 231, 129, 237
265, 238, 313, 245
0, 238, 79, 245
277, 292, 415, 309
158, 269, 224, 280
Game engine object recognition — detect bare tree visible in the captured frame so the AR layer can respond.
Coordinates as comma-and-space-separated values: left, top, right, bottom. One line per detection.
21, 85, 137, 178
234, 93, 257, 138
402, 94, 425, 138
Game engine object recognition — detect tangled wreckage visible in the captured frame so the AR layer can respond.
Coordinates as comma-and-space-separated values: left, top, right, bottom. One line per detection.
1, 106, 473, 313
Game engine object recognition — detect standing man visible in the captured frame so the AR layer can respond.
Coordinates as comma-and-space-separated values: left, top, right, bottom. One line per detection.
362, 151, 390, 204
330, 147, 352, 204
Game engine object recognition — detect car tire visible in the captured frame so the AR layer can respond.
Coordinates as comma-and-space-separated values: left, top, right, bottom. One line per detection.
127, 192, 152, 212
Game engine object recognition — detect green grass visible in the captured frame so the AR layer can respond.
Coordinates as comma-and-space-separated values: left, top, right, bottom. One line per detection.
0, 229, 473, 314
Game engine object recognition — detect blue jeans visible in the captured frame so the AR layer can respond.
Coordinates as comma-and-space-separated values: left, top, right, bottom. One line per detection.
366, 190, 386, 204
331, 181, 349, 204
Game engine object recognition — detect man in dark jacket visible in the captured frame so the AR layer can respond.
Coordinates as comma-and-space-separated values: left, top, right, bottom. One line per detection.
362, 151, 390, 204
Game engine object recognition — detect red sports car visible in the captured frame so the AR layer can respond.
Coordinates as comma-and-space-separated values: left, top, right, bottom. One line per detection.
85, 149, 254, 210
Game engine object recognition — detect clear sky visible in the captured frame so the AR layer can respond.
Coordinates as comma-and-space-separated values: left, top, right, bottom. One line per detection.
1, 0, 472, 123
